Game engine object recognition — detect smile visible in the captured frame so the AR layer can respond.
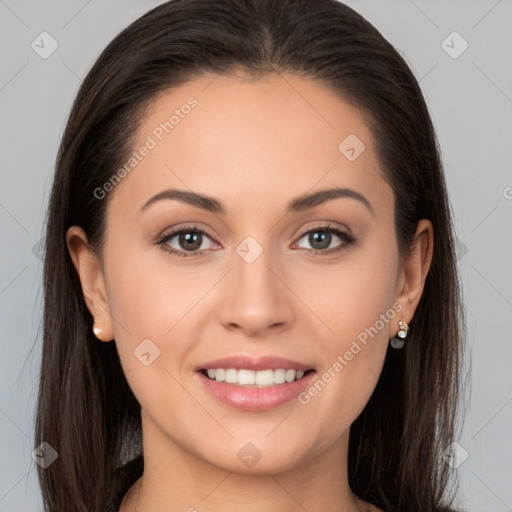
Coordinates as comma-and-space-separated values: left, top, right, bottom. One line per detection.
201, 368, 314, 387
197, 368, 317, 411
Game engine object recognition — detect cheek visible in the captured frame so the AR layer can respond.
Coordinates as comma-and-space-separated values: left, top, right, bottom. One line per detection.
101, 237, 207, 384
104, 237, 210, 337
103, 248, 205, 427
296, 241, 398, 428
297, 233, 398, 343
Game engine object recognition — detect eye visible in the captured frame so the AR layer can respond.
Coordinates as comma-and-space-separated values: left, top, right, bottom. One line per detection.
293, 224, 356, 255
157, 224, 219, 257
156, 222, 356, 258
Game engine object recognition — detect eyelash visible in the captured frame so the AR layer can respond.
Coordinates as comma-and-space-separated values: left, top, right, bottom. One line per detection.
156, 223, 356, 258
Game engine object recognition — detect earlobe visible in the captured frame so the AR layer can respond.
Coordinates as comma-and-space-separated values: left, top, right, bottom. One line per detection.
394, 219, 434, 327
66, 226, 114, 342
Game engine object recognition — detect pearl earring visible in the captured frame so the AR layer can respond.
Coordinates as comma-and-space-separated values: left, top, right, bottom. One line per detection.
390, 320, 409, 349
93, 326, 103, 339
397, 320, 409, 339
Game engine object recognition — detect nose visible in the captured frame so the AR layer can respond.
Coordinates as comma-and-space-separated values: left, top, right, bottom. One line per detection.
218, 244, 295, 337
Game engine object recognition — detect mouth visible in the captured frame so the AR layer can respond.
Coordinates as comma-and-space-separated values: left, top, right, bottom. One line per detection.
199, 368, 316, 387
197, 366, 317, 411
195, 355, 317, 410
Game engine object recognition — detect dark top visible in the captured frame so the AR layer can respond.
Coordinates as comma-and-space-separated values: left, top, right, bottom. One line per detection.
103, 455, 144, 512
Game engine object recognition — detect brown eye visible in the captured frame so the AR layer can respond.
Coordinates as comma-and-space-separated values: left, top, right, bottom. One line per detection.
307, 231, 332, 250
157, 225, 218, 257
176, 232, 203, 251
294, 225, 355, 255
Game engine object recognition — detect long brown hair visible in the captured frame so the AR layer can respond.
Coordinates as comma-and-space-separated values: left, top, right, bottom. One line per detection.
35, 0, 466, 510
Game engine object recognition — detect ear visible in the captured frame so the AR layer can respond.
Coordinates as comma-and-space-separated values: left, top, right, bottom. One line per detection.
393, 219, 434, 335
66, 226, 114, 342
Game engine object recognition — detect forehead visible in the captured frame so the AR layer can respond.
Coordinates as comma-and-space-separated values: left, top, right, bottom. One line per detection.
109, 72, 390, 215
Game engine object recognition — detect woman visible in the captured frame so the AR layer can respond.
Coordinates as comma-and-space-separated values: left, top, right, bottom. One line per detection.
35, 0, 465, 510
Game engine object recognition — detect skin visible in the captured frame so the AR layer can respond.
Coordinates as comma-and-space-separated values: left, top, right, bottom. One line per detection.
67, 71, 433, 512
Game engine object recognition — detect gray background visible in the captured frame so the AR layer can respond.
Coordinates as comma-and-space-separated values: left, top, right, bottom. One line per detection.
1, 0, 511, 510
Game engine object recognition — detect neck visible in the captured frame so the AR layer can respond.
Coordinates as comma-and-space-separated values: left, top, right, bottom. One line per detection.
120, 414, 364, 512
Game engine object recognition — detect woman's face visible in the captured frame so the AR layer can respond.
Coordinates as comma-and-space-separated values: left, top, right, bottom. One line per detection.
70, 72, 430, 475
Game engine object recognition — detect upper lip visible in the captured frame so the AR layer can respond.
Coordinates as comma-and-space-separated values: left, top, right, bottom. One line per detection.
197, 355, 314, 372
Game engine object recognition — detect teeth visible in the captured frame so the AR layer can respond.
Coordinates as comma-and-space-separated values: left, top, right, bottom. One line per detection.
273, 369, 286, 384
204, 368, 307, 386
239, 369, 256, 385
225, 368, 238, 383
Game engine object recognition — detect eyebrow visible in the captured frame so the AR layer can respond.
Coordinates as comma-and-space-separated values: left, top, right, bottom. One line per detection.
139, 187, 374, 215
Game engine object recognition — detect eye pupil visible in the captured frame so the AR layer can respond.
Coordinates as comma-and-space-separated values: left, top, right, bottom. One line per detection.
310, 231, 331, 250
179, 232, 202, 250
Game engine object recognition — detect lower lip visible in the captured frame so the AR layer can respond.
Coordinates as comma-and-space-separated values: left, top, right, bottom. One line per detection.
197, 370, 317, 411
